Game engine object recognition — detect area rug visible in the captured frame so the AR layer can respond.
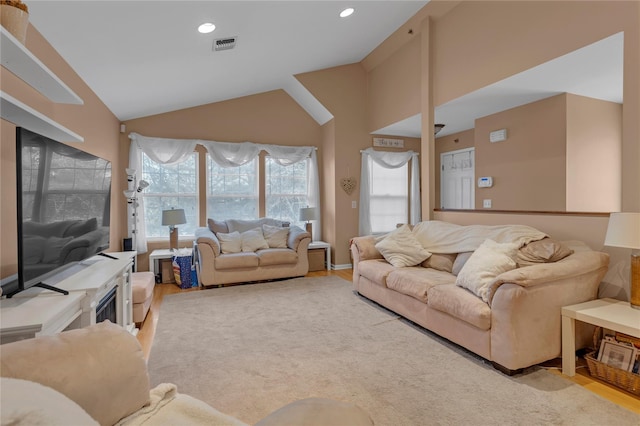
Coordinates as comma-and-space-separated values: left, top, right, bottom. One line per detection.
148, 276, 639, 425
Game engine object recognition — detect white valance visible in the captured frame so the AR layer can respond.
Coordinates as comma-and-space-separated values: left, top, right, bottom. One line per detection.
129, 133, 198, 165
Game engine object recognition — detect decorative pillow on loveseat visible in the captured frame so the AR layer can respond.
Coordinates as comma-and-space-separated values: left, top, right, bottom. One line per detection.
455, 239, 519, 302
241, 228, 269, 252
262, 224, 289, 248
375, 224, 431, 268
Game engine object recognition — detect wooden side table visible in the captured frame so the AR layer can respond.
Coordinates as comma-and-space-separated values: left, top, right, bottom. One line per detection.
308, 241, 331, 271
149, 248, 192, 278
561, 298, 640, 376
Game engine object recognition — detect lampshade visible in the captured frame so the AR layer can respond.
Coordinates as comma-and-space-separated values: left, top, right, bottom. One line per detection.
604, 212, 640, 249
162, 208, 187, 227
299, 207, 318, 222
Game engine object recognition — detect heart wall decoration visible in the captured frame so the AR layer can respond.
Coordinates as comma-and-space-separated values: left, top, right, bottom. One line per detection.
340, 177, 357, 195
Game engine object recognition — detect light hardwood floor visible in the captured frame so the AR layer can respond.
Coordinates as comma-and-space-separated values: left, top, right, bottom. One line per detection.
136, 269, 640, 415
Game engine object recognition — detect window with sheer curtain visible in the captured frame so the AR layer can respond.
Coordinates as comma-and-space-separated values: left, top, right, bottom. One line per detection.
265, 156, 310, 227
141, 152, 198, 237
359, 148, 420, 236
369, 161, 409, 233
206, 155, 258, 220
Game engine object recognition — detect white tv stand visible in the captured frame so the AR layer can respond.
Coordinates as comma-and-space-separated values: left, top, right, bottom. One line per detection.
0, 251, 136, 344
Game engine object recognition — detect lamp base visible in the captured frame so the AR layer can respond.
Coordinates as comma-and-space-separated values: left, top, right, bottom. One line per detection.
169, 227, 179, 250
305, 222, 312, 236
631, 253, 640, 309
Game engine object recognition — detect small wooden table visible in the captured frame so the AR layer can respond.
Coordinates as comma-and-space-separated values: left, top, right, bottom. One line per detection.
561, 298, 640, 376
149, 248, 192, 277
308, 241, 331, 271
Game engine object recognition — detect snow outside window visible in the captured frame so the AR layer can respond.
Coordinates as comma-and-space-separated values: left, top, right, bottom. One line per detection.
265, 156, 310, 227
141, 152, 198, 237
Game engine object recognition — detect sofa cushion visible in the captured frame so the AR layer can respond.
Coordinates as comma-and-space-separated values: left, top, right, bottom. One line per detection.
215, 252, 260, 270
257, 248, 298, 266
427, 284, 492, 330
421, 253, 457, 273
241, 228, 269, 252
386, 268, 457, 303
358, 259, 396, 287
375, 224, 431, 268
262, 224, 289, 248
455, 239, 519, 303
218, 231, 242, 254
517, 237, 573, 266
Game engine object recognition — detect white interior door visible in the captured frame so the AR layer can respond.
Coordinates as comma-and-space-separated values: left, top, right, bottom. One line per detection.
440, 148, 475, 209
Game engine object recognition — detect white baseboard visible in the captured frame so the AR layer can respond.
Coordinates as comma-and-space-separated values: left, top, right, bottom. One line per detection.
332, 263, 352, 270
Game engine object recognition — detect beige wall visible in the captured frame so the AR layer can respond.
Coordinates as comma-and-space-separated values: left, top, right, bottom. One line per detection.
474, 94, 567, 211
367, 36, 421, 132
1, 26, 121, 280
566, 94, 622, 212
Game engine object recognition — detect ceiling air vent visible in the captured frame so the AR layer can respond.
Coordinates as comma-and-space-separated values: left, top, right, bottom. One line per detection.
213, 36, 238, 52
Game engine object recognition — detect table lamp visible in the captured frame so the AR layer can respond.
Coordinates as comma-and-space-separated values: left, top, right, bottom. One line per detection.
162, 208, 187, 250
604, 212, 640, 309
299, 207, 318, 237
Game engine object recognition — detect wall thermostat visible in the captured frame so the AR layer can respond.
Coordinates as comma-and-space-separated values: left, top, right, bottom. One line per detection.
478, 176, 493, 188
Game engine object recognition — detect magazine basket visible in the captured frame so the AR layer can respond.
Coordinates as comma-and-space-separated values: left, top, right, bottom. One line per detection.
585, 351, 640, 396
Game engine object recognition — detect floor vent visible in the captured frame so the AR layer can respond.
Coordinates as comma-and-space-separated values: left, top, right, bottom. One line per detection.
213, 36, 238, 52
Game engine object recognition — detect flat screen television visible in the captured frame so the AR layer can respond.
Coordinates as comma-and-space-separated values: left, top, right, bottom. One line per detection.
2, 127, 112, 298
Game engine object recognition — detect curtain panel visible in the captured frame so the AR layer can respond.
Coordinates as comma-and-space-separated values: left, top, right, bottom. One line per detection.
358, 148, 421, 236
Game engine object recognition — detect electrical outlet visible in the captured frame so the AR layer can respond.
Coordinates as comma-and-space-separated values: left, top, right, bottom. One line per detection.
483, 199, 492, 208
352, 201, 357, 209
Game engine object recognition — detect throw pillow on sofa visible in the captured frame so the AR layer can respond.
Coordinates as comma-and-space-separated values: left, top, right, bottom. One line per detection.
241, 228, 269, 252
262, 224, 289, 248
375, 224, 431, 268
217, 231, 242, 253
516, 237, 573, 266
455, 239, 519, 303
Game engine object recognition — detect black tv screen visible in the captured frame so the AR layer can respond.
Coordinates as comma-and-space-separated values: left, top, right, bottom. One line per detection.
3, 127, 112, 297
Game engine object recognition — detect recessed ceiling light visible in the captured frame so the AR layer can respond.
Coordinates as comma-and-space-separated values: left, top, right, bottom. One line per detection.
198, 23, 216, 34
340, 7, 354, 18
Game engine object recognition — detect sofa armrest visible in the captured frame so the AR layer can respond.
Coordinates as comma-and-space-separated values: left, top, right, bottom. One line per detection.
288, 225, 311, 251
488, 251, 609, 370
350, 236, 384, 261
195, 227, 221, 256
0, 321, 150, 426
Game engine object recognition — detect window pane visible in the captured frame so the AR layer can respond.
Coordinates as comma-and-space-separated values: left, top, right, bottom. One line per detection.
141, 153, 197, 237
265, 157, 309, 226
206, 156, 258, 220
369, 161, 408, 234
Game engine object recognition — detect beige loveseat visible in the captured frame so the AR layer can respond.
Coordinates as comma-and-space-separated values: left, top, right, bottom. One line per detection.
0, 322, 372, 425
350, 221, 610, 373
194, 218, 311, 287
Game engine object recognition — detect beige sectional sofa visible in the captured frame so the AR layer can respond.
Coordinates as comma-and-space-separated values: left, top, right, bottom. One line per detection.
194, 218, 311, 287
350, 221, 610, 373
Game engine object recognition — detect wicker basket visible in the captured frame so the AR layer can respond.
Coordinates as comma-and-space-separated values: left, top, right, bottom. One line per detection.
585, 352, 640, 396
